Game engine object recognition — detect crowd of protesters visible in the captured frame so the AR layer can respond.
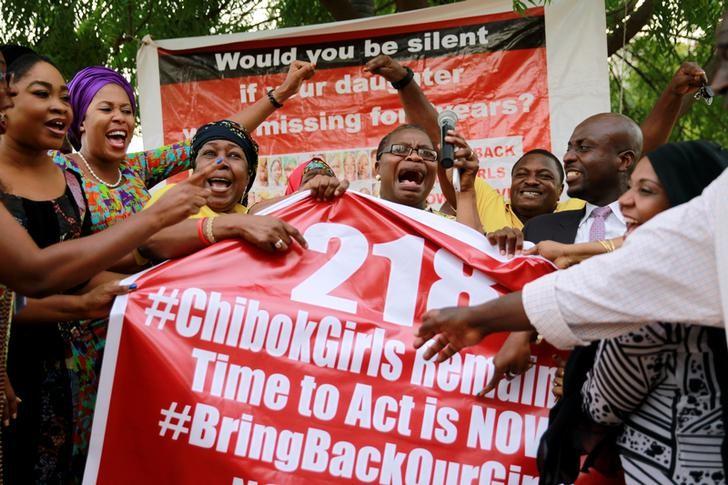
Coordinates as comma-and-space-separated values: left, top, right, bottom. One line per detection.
0, 9, 728, 485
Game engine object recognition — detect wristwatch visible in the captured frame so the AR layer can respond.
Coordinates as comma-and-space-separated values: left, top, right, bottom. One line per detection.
391, 66, 414, 90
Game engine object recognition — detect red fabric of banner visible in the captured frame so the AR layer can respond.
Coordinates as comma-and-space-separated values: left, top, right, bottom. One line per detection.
87, 193, 561, 484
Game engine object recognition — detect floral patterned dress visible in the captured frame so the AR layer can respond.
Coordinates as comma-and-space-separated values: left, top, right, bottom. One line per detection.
52, 141, 193, 474
53, 141, 192, 233
1, 169, 91, 484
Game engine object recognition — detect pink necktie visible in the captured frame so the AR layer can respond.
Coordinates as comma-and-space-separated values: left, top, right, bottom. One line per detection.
589, 206, 612, 242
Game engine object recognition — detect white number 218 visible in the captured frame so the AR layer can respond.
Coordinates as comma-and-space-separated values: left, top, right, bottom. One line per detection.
290, 223, 498, 327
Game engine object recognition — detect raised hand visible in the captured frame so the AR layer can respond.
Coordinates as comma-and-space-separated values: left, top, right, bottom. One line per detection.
668, 61, 707, 96
277, 60, 316, 101
363, 55, 409, 83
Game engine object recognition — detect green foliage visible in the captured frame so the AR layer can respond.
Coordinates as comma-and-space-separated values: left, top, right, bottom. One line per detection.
0, 0, 269, 82
2, 0, 727, 145
268, 0, 335, 28
513, 0, 551, 13
272, 0, 459, 28
608, 0, 728, 145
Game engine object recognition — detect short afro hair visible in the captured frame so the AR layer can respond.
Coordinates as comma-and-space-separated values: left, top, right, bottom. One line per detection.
511, 149, 564, 184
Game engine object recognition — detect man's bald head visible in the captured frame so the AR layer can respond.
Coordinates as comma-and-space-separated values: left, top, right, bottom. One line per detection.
578, 113, 643, 156
563, 112, 642, 206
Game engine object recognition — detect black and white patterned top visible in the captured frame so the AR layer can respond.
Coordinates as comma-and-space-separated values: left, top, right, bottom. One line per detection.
582, 323, 726, 485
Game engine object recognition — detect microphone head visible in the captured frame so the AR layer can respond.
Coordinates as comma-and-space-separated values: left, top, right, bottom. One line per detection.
438, 110, 458, 127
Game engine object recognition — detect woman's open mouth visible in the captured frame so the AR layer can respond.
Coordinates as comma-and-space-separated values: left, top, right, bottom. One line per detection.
396, 167, 425, 190
207, 177, 232, 193
44, 119, 67, 137
106, 130, 128, 149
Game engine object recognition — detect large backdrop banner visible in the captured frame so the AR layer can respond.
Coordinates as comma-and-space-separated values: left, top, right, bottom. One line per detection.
136, 0, 609, 207
85, 193, 561, 484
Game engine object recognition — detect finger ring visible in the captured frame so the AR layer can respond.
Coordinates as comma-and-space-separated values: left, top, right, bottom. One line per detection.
274, 239, 285, 250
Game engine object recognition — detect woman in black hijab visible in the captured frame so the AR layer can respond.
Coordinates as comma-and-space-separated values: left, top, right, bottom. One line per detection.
535, 141, 728, 485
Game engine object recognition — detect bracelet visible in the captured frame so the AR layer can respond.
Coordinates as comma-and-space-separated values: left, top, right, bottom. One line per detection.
267, 89, 283, 109
132, 248, 150, 266
391, 66, 414, 90
598, 239, 615, 253
197, 217, 211, 246
204, 216, 217, 244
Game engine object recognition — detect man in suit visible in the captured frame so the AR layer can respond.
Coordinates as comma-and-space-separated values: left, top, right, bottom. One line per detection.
512, 112, 643, 483
523, 112, 642, 244
482, 112, 645, 394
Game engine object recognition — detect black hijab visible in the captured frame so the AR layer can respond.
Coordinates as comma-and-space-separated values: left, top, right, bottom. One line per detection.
647, 140, 728, 207
191, 119, 259, 206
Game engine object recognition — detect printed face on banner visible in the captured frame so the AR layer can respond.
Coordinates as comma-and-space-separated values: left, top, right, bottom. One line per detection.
156, 9, 550, 207
87, 194, 561, 484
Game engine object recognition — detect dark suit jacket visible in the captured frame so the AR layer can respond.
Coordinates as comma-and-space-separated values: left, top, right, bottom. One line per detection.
525, 206, 615, 483
522, 208, 586, 244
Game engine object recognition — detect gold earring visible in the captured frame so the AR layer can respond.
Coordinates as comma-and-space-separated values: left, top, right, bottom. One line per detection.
375, 174, 381, 181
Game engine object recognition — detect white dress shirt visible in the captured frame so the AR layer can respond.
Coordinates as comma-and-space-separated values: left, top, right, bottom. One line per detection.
521, 169, 727, 350
574, 200, 626, 243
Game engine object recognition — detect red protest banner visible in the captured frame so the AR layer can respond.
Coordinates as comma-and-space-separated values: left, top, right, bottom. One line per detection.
85, 193, 560, 484
139, 0, 609, 208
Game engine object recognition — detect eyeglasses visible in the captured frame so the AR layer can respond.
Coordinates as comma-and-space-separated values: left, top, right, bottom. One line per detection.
378, 144, 438, 161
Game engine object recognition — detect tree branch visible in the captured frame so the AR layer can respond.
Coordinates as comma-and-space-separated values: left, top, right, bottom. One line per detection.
606, 0, 638, 24
607, 0, 657, 56
245, 15, 281, 31
616, 52, 661, 93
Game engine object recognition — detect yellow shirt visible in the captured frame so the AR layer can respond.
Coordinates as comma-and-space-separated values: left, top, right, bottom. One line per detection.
145, 183, 248, 218
474, 177, 585, 233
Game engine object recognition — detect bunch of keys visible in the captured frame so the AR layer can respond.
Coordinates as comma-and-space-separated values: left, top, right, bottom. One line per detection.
694, 84, 714, 105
